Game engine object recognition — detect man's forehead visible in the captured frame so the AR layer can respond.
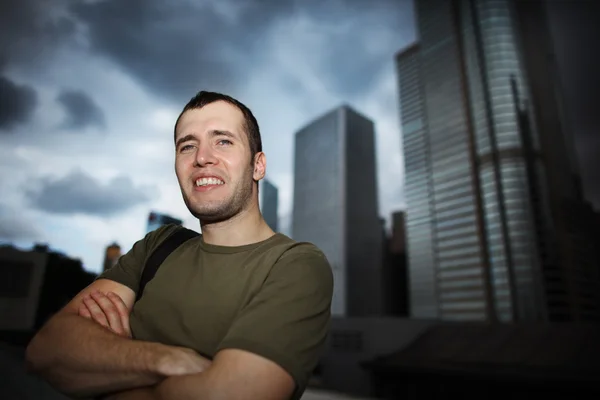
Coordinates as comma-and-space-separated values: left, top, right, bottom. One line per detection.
176, 102, 245, 137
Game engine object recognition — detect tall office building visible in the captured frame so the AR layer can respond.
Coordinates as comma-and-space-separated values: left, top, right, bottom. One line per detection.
259, 179, 279, 232
102, 242, 121, 272
292, 105, 383, 317
397, 0, 600, 322
147, 211, 182, 234
382, 211, 409, 316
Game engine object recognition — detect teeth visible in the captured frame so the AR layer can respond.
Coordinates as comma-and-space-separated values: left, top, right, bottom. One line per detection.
195, 177, 224, 187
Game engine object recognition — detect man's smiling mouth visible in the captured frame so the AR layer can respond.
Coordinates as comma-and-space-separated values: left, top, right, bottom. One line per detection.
195, 177, 224, 187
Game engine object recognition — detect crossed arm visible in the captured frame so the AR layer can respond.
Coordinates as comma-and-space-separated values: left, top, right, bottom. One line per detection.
25, 279, 295, 400
102, 348, 294, 400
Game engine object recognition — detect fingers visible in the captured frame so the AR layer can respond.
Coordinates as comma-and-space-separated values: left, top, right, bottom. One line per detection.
78, 303, 92, 319
107, 292, 132, 338
90, 291, 126, 335
77, 291, 132, 338
80, 291, 125, 336
82, 293, 110, 329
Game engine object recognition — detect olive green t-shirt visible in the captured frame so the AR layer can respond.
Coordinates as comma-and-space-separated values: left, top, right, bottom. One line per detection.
97, 224, 333, 399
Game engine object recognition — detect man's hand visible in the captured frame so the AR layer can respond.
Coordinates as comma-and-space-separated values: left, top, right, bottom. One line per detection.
156, 347, 212, 377
102, 349, 295, 400
79, 290, 212, 376
26, 279, 169, 398
79, 290, 132, 338
29, 282, 211, 399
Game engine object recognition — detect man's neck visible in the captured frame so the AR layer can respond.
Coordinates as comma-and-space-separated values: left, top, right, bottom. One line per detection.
199, 204, 275, 247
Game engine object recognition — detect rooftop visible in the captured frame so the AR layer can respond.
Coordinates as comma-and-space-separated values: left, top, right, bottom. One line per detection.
364, 322, 600, 382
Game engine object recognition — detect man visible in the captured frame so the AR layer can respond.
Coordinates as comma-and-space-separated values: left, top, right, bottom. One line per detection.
25, 91, 334, 400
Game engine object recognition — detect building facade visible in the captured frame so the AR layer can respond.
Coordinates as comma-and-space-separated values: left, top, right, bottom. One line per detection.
292, 106, 383, 317
146, 211, 183, 234
385, 211, 409, 316
102, 242, 121, 272
397, 0, 600, 321
0, 245, 48, 331
259, 178, 279, 232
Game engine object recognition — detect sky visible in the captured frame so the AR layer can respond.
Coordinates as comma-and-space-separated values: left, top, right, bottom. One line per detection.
0, 0, 416, 273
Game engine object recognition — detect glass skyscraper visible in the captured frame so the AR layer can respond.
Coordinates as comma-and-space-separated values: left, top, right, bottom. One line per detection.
397, 0, 600, 322
292, 105, 383, 317
259, 178, 279, 232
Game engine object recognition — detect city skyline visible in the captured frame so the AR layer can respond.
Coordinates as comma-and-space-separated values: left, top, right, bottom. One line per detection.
398, 0, 600, 322
0, 0, 597, 278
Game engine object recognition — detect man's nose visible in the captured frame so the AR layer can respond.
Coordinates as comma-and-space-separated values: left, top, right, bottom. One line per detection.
195, 143, 217, 166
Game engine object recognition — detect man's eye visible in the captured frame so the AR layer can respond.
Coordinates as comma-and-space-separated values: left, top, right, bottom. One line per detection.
218, 139, 232, 146
180, 144, 194, 152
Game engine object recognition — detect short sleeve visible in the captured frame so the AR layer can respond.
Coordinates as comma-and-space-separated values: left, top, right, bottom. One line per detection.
216, 245, 334, 397
96, 224, 180, 294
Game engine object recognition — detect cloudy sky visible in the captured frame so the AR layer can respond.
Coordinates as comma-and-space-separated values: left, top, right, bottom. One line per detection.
0, 0, 416, 273
1, 0, 598, 275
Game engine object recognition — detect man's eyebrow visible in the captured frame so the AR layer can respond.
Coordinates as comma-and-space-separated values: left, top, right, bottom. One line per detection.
175, 134, 196, 149
209, 129, 236, 139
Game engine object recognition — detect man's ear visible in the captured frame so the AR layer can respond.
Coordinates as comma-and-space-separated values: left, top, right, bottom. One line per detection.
253, 152, 266, 181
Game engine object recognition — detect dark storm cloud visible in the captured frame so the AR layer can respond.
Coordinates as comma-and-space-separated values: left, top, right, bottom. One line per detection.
71, 0, 412, 102
71, 0, 289, 103
0, 0, 77, 72
0, 75, 38, 131
0, 0, 74, 132
57, 89, 106, 130
25, 169, 156, 217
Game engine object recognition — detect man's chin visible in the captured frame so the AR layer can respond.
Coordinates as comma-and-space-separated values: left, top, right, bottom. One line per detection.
198, 215, 231, 225
188, 205, 233, 224
196, 213, 235, 225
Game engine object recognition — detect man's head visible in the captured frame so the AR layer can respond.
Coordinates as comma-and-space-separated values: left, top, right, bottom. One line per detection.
174, 91, 262, 160
173, 91, 266, 224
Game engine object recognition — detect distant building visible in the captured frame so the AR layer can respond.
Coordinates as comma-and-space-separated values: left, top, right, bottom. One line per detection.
315, 317, 434, 397
0, 245, 48, 331
102, 242, 121, 272
382, 212, 409, 316
396, 0, 600, 322
292, 105, 383, 317
259, 179, 279, 232
34, 249, 96, 330
147, 211, 182, 234
389, 211, 406, 255
363, 322, 600, 399
316, 318, 600, 399
0, 244, 95, 337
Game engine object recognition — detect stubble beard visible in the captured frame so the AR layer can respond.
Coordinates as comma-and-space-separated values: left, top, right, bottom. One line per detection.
182, 166, 255, 224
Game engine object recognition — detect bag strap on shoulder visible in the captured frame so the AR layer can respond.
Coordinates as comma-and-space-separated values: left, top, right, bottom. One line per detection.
136, 227, 200, 303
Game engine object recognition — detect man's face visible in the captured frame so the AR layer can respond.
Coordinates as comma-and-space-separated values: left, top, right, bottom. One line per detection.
174, 101, 262, 223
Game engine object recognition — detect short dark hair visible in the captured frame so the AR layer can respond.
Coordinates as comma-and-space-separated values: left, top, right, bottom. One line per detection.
174, 91, 262, 159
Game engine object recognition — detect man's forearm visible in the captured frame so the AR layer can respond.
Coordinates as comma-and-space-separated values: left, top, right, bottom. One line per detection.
26, 313, 171, 398
103, 349, 294, 400
104, 374, 212, 400
155, 373, 212, 400
109, 369, 249, 400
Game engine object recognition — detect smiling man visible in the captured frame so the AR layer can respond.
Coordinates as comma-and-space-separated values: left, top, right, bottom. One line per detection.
25, 91, 334, 400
